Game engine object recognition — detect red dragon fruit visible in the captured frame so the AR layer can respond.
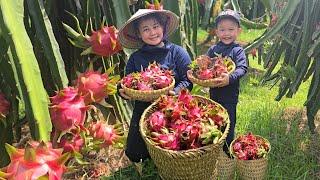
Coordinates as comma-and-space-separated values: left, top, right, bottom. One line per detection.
197, 69, 214, 80
232, 132, 270, 160
145, 0, 163, 10
148, 111, 167, 132
180, 123, 201, 144
151, 131, 179, 150
58, 134, 84, 153
0, 141, 70, 180
121, 63, 173, 91
146, 90, 227, 150
137, 82, 152, 91
87, 26, 122, 57
50, 87, 88, 132
0, 93, 10, 120
76, 71, 109, 104
88, 121, 125, 148
153, 75, 172, 89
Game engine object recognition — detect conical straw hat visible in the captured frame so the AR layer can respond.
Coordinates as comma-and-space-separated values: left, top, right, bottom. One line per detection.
118, 9, 179, 49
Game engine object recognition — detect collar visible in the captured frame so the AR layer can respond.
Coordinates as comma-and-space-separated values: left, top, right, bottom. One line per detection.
217, 41, 238, 48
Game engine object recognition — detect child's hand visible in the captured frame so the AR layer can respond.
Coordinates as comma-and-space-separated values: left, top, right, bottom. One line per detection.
168, 90, 176, 96
213, 73, 229, 88
119, 89, 132, 100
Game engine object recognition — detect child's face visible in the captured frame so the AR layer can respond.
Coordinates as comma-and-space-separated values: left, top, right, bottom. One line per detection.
138, 18, 164, 46
216, 19, 241, 45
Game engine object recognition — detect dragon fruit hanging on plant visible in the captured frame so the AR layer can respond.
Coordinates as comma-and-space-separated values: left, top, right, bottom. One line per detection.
145, 0, 163, 10
62, 13, 122, 57
144, 89, 228, 151
0, 141, 70, 180
88, 121, 126, 148
49, 87, 89, 132
82, 26, 122, 57
0, 92, 10, 120
75, 69, 119, 104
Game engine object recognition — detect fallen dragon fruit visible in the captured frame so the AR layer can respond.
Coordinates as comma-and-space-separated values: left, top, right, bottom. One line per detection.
231, 132, 270, 160
0, 141, 70, 180
121, 62, 173, 91
0, 92, 10, 120
50, 87, 88, 132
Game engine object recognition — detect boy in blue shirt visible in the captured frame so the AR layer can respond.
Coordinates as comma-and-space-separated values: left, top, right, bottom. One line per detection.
207, 10, 248, 156
118, 9, 193, 163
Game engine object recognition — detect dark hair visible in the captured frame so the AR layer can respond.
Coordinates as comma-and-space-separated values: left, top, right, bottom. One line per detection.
133, 13, 166, 33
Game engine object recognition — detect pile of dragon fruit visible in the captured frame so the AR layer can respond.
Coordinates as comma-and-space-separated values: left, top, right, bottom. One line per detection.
232, 132, 270, 160
145, 90, 228, 150
122, 63, 173, 91
189, 55, 230, 80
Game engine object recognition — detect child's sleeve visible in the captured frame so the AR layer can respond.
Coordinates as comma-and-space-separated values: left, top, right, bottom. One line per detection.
125, 55, 136, 75
174, 47, 193, 93
229, 47, 248, 84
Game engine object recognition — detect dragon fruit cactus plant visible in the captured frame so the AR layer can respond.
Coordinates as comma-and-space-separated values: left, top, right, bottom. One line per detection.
0, 141, 70, 180
50, 87, 89, 132
189, 54, 233, 80
84, 26, 122, 57
231, 132, 270, 160
121, 62, 173, 91
145, 89, 228, 150
0, 92, 10, 120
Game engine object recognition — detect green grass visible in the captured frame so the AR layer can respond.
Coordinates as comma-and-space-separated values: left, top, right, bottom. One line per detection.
103, 29, 319, 179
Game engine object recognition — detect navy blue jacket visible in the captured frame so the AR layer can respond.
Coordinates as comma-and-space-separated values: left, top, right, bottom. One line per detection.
125, 40, 193, 110
206, 41, 248, 104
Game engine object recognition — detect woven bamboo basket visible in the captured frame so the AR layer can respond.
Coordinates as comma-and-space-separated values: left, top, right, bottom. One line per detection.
139, 95, 230, 180
187, 59, 236, 88
230, 135, 270, 180
121, 78, 175, 102
217, 148, 235, 180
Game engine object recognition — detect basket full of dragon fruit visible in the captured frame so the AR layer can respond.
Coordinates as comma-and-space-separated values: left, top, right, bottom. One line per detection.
187, 55, 236, 87
230, 132, 271, 180
121, 62, 175, 102
139, 89, 230, 180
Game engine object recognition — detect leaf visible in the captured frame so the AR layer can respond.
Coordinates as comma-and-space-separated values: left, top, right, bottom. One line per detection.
0, 0, 52, 141
26, 0, 69, 89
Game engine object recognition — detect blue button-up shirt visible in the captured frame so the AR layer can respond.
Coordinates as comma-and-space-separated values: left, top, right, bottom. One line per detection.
207, 41, 248, 104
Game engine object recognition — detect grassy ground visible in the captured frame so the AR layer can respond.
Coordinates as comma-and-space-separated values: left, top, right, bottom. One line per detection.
103, 28, 319, 179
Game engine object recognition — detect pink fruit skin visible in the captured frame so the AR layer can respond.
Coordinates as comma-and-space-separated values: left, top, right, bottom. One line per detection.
2, 142, 69, 180
88, 121, 120, 147
148, 111, 167, 132
50, 87, 88, 132
88, 26, 122, 57
76, 71, 109, 104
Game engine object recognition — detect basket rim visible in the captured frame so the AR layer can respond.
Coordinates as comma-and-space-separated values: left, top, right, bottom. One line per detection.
229, 134, 271, 160
121, 76, 175, 94
139, 94, 231, 156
